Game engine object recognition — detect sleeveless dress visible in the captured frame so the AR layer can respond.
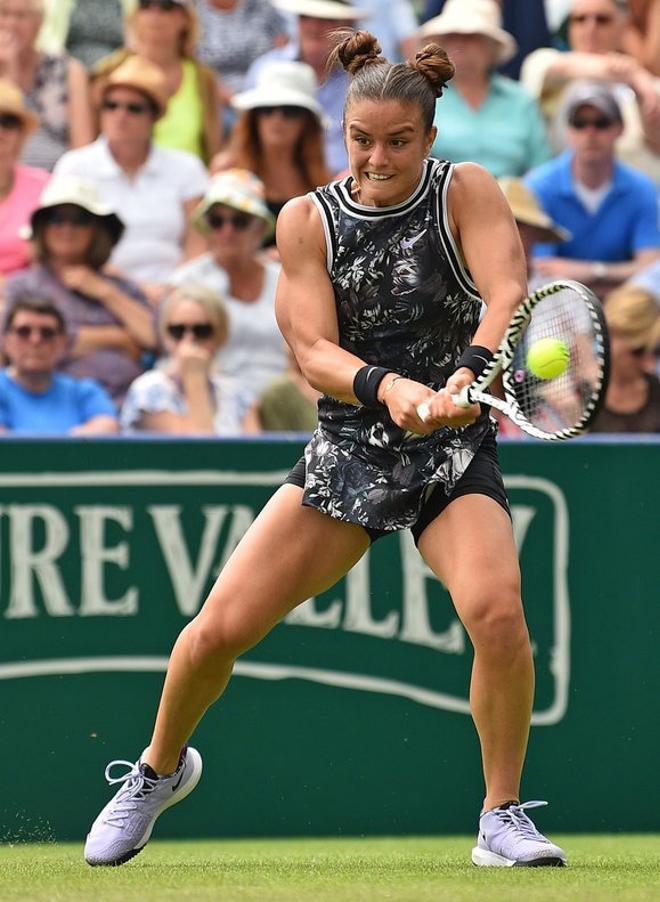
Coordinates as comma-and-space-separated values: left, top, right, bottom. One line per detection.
302, 158, 495, 533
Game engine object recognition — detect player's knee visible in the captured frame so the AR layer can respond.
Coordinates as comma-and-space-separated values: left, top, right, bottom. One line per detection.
459, 586, 529, 654
187, 613, 254, 668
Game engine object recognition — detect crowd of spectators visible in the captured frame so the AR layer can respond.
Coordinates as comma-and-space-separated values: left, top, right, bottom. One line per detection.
0, 0, 658, 436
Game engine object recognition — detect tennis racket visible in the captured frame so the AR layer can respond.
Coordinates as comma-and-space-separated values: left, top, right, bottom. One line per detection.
417, 280, 610, 441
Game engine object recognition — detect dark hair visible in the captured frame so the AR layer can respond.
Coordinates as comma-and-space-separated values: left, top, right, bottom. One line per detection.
32, 212, 116, 269
228, 108, 330, 192
328, 29, 455, 131
4, 296, 66, 333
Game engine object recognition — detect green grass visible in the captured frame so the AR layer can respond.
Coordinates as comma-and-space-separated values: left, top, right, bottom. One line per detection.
0, 836, 658, 901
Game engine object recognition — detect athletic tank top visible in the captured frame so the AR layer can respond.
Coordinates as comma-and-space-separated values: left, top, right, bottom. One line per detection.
301, 158, 495, 533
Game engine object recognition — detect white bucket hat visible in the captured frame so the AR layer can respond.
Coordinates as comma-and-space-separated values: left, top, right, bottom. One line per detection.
420, 0, 517, 66
193, 169, 276, 239
30, 175, 124, 244
232, 61, 325, 122
272, 0, 368, 20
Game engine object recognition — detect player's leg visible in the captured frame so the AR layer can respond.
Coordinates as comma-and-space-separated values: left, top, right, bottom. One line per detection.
416, 492, 565, 866
145, 484, 369, 774
417, 494, 533, 808
85, 484, 369, 866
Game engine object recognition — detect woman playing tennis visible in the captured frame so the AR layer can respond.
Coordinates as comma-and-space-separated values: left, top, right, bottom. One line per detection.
85, 30, 566, 869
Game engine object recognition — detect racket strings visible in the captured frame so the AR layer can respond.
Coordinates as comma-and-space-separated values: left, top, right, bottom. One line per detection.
508, 288, 606, 434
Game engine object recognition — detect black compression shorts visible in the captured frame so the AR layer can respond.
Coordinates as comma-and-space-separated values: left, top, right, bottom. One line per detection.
284, 431, 510, 546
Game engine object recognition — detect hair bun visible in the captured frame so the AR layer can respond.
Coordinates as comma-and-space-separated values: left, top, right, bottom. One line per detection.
330, 29, 384, 77
409, 43, 456, 98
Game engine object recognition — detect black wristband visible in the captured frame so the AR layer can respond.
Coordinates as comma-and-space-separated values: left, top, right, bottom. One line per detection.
353, 365, 390, 408
456, 345, 494, 379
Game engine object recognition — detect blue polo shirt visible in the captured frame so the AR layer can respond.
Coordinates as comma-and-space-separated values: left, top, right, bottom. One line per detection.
430, 74, 551, 178
524, 152, 660, 261
0, 370, 116, 434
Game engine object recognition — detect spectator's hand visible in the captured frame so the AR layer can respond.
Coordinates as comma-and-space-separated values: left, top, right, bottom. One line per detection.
59, 265, 109, 299
176, 342, 213, 380
534, 257, 598, 283
604, 52, 639, 85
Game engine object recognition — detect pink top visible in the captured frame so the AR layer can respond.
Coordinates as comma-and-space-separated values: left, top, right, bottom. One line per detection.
0, 165, 50, 276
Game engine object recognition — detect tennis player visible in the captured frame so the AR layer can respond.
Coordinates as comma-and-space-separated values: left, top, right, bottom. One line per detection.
85, 30, 566, 869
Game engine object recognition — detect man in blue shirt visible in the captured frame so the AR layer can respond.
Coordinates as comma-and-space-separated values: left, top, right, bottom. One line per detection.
0, 297, 119, 435
525, 81, 660, 293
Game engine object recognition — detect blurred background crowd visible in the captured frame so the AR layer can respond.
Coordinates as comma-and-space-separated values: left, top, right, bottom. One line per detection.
0, 0, 658, 437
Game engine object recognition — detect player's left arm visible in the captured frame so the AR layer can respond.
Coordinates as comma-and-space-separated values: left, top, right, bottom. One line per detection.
448, 163, 528, 355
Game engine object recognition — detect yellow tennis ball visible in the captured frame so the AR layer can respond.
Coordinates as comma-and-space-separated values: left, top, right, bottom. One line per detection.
526, 338, 570, 380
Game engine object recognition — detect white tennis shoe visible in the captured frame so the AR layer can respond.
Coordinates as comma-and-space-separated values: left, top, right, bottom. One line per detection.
471, 800, 567, 867
84, 746, 202, 866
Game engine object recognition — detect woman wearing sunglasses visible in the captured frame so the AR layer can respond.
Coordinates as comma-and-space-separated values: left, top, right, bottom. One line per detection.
54, 56, 208, 291
520, 0, 660, 183
170, 168, 287, 402
0, 79, 49, 282
90, 0, 221, 164
2, 173, 156, 402
120, 283, 250, 434
591, 284, 660, 432
212, 60, 329, 243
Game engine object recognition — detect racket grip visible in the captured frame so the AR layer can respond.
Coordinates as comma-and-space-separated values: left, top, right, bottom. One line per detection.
416, 400, 431, 422
451, 386, 473, 408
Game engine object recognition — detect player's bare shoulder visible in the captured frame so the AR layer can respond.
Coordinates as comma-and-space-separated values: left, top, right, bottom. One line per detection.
276, 195, 326, 269
448, 162, 513, 229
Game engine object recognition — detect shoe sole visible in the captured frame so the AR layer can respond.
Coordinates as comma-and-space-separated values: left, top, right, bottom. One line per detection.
472, 846, 566, 867
86, 747, 203, 867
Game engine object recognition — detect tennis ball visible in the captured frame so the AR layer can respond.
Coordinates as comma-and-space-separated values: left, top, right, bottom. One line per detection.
526, 338, 570, 380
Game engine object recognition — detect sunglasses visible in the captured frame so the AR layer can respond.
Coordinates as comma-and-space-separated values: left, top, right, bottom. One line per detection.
45, 208, 95, 227
0, 113, 22, 130
10, 325, 61, 341
206, 211, 253, 231
167, 323, 215, 341
570, 13, 614, 25
570, 116, 615, 130
257, 105, 305, 120
138, 0, 181, 10
102, 98, 151, 116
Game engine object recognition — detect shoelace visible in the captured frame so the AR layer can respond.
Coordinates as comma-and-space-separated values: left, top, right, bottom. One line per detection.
101, 759, 160, 827
490, 800, 550, 842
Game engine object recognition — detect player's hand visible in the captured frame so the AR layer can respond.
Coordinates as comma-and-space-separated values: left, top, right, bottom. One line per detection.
378, 376, 437, 434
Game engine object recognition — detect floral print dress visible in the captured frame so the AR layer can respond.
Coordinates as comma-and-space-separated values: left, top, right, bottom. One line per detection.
301, 158, 495, 533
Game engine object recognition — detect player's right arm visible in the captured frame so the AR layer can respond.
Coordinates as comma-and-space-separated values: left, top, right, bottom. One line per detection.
275, 196, 371, 405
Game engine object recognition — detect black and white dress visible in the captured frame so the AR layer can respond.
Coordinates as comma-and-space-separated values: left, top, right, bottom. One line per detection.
301, 158, 495, 533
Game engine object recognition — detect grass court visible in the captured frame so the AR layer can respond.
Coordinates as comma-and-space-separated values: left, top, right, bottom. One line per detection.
0, 834, 658, 901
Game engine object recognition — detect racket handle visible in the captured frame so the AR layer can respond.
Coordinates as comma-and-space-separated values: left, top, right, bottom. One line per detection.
451, 385, 473, 408
416, 400, 431, 422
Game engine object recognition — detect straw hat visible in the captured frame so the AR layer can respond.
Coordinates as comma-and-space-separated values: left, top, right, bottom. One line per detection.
100, 56, 169, 119
30, 175, 125, 245
272, 0, 368, 20
420, 0, 517, 66
193, 169, 276, 238
0, 79, 39, 135
498, 178, 571, 243
232, 61, 324, 121
604, 286, 660, 350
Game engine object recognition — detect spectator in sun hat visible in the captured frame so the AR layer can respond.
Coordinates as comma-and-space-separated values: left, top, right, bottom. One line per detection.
422, 0, 551, 178
169, 169, 287, 400
2, 174, 156, 402
91, 0, 222, 164
212, 60, 329, 238
244, 0, 370, 174
54, 55, 208, 290
0, 78, 50, 281
524, 80, 660, 292
0, 294, 119, 435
